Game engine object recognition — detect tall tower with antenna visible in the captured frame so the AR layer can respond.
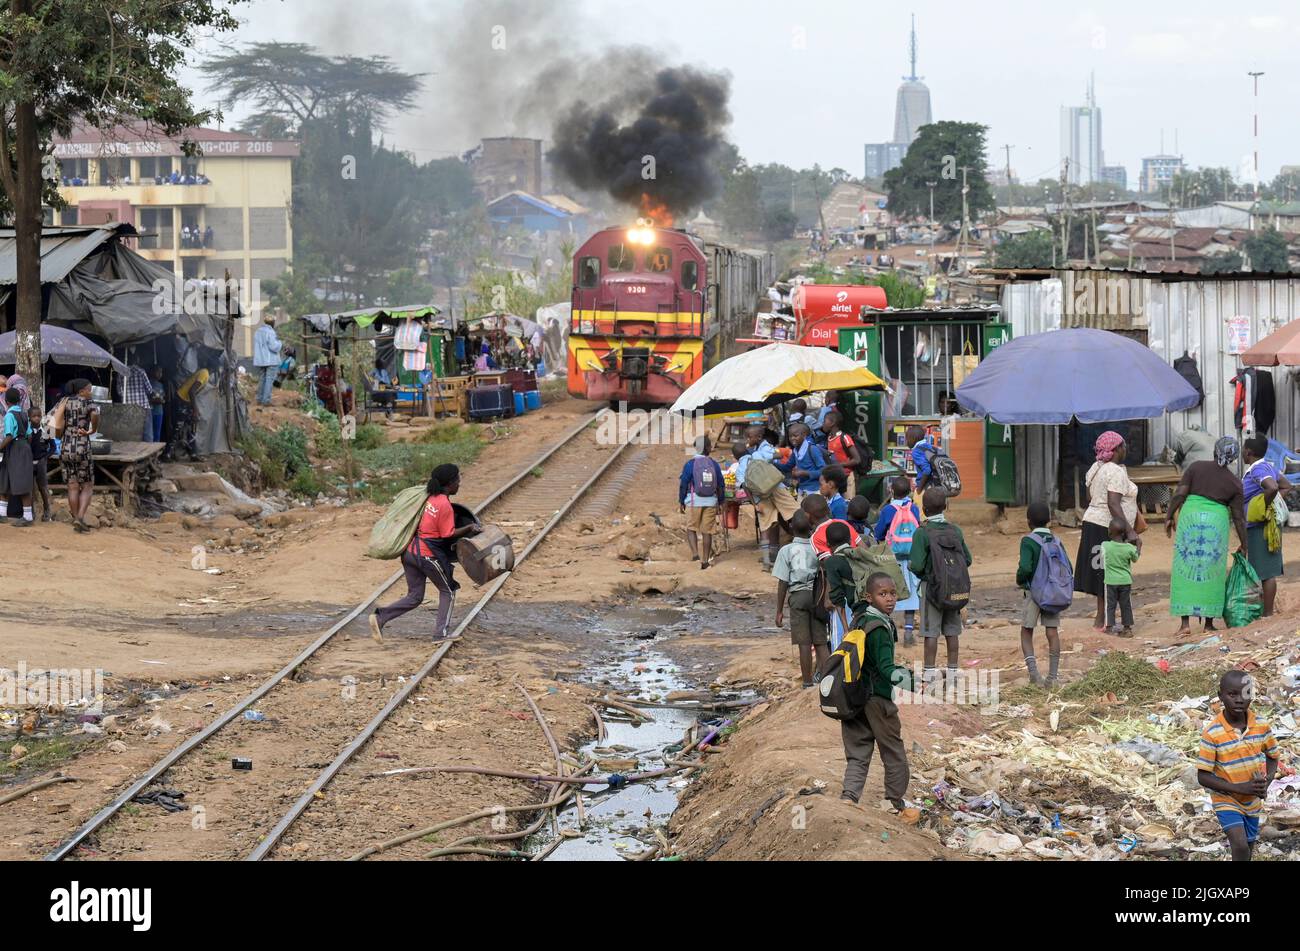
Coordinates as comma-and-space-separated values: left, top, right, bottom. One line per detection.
893, 14, 933, 145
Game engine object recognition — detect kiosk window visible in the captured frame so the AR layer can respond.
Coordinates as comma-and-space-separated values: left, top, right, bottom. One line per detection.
879, 322, 983, 417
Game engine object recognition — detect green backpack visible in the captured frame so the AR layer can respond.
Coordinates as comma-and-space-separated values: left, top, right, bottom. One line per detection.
743, 458, 785, 499
366, 485, 427, 560
843, 542, 907, 604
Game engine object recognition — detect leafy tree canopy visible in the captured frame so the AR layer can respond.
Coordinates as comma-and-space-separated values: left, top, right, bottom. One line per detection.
883, 121, 994, 221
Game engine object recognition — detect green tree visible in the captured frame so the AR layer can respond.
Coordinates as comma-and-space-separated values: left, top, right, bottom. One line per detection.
200, 42, 422, 133
263, 262, 323, 318
992, 230, 1055, 268
869, 271, 926, 308
0, 0, 244, 396
382, 267, 434, 307
1201, 250, 1244, 275
761, 205, 798, 242
430, 205, 493, 322
719, 163, 763, 236
1170, 167, 1237, 205
1244, 227, 1291, 273
883, 121, 994, 221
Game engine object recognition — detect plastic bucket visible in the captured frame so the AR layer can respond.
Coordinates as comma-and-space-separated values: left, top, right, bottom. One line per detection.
724, 501, 740, 530
524, 390, 541, 411
513, 391, 526, 415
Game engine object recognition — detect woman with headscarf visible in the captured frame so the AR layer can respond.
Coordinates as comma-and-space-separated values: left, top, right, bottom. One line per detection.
52, 378, 100, 532
368, 463, 480, 645
1073, 431, 1140, 630
1167, 436, 1248, 636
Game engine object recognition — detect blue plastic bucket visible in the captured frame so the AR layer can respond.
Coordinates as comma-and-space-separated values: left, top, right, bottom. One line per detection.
513, 391, 526, 415
524, 390, 541, 411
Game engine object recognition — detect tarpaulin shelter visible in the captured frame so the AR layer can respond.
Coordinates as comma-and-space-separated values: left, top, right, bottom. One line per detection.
0, 223, 246, 454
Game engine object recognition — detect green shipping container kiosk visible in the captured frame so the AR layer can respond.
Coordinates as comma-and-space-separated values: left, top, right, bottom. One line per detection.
982, 322, 1015, 504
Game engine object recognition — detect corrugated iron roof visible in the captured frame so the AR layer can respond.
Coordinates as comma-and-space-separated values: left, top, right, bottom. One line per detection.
0, 224, 135, 286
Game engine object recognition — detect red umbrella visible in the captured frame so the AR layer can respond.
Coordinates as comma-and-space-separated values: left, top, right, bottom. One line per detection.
1241, 321, 1300, 366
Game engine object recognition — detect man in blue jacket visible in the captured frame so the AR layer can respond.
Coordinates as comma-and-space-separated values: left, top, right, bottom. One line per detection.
253, 316, 282, 407
777, 422, 825, 496
679, 435, 726, 569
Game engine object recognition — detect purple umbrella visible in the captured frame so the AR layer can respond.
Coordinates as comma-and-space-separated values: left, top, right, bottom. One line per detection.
0, 324, 127, 374
955, 328, 1199, 424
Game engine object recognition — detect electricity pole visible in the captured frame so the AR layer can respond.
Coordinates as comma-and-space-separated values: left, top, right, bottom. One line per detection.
926, 180, 937, 275
1003, 144, 1015, 205
1248, 70, 1258, 200
955, 166, 971, 275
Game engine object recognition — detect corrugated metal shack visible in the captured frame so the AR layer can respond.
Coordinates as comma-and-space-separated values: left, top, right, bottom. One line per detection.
978, 266, 1300, 508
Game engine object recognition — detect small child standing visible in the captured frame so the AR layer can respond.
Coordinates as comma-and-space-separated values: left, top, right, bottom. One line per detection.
1016, 502, 1064, 686
773, 512, 829, 687
874, 476, 922, 645
821, 521, 856, 650
819, 464, 849, 520
840, 572, 913, 809
1198, 670, 1279, 861
1100, 517, 1140, 637
907, 488, 972, 687
821, 410, 864, 498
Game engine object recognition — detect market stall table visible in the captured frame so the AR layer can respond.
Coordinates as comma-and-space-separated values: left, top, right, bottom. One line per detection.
1130, 463, 1183, 520
46, 441, 166, 513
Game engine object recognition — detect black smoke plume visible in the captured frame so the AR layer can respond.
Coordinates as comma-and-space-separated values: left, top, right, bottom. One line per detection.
548, 66, 732, 225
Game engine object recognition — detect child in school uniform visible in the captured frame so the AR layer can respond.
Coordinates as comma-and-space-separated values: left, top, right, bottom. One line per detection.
845, 495, 872, 536
874, 477, 922, 645
773, 512, 829, 687
820, 464, 849, 520
907, 487, 972, 688
822, 521, 856, 650
839, 572, 913, 809
1016, 502, 1064, 686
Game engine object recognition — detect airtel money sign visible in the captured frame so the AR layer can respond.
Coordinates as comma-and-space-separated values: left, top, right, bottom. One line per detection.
792, 285, 888, 347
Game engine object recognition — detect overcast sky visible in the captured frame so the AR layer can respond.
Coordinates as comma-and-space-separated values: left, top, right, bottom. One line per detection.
188, 0, 1300, 185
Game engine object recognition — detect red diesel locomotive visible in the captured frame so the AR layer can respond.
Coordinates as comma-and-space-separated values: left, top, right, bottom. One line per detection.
568, 223, 773, 404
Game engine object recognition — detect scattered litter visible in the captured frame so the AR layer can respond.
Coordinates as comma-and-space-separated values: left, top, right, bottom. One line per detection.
1114, 738, 1185, 768
231, 757, 253, 770
134, 788, 186, 812
243, 710, 265, 723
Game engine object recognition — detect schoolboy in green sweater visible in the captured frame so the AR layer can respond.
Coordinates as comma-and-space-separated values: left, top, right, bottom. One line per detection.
840, 572, 914, 809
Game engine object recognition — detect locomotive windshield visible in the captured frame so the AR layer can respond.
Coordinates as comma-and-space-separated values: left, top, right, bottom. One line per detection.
607, 244, 636, 272
647, 248, 672, 273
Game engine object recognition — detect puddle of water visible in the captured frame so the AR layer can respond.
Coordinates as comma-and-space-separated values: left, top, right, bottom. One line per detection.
538, 648, 708, 862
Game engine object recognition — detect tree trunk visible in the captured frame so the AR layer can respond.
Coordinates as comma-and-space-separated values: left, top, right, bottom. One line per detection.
13, 95, 44, 403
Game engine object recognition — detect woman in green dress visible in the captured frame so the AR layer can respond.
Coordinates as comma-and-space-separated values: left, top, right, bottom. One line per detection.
1167, 437, 1248, 636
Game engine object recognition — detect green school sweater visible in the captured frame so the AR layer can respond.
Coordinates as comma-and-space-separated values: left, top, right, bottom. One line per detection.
1017, 528, 1057, 589
853, 605, 915, 699
907, 516, 973, 584
824, 544, 857, 608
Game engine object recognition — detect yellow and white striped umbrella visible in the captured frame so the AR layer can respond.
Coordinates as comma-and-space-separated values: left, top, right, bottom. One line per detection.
669, 343, 886, 416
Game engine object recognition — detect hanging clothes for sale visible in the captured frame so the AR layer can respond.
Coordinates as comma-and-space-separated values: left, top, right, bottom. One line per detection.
402, 347, 428, 372
394, 318, 423, 351
1231, 367, 1276, 435
1173, 352, 1203, 407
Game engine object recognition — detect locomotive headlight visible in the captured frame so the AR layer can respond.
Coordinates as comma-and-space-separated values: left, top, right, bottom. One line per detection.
625, 227, 655, 245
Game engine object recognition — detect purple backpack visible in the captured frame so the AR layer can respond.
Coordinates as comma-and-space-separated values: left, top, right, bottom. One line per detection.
691, 457, 718, 499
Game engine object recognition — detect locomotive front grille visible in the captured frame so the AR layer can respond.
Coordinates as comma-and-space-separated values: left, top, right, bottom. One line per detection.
621, 347, 650, 380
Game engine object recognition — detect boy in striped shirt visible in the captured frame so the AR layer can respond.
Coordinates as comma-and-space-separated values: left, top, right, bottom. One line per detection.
1197, 670, 1279, 861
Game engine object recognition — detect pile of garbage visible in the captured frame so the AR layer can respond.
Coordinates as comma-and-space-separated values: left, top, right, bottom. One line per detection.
905, 638, 1300, 860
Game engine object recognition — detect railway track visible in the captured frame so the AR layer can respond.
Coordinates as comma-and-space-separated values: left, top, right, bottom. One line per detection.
46, 406, 653, 861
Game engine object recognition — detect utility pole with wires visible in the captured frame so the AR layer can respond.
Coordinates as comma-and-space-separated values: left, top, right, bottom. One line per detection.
952, 165, 971, 276
1003, 144, 1015, 205
1058, 157, 1070, 266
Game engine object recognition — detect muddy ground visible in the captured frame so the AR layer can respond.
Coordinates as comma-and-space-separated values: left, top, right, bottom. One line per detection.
3, 394, 1299, 861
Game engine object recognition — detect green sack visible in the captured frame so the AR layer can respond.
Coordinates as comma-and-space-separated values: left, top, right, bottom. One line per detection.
1224, 550, 1263, 628
844, 542, 908, 604
366, 485, 427, 560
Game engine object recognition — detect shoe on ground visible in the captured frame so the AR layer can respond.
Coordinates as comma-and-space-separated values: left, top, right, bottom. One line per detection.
13, 518, 31, 528
368, 614, 383, 645
840, 792, 859, 804
1117, 627, 1134, 638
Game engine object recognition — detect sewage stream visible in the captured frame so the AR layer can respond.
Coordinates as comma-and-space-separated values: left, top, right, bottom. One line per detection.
476, 597, 763, 861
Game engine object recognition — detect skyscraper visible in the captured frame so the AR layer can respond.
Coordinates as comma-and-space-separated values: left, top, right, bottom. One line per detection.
864, 16, 933, 181
1060, 73, 1104, 185
893, 15, 932, 145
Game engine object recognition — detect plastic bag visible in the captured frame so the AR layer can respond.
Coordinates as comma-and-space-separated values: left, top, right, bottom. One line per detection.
366, 485, 427, 559
1224, 550, 1263, 628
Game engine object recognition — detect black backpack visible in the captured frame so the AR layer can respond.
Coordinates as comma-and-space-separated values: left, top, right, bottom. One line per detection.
923, 446, 962, 497
1173, 352, 1204, 407
924, 522, 971, 611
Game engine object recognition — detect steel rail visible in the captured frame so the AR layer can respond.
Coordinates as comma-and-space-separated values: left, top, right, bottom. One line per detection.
44, 407, 610, 862
244, 409, 654, 860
